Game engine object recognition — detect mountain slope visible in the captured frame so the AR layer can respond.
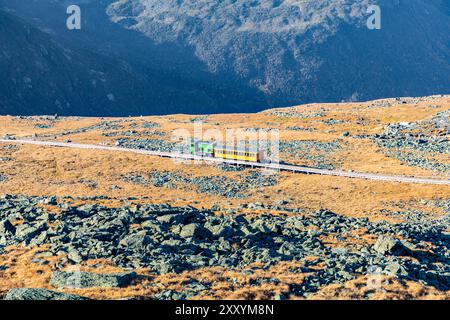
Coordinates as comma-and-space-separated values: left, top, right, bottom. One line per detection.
0, 0, 268, 115
0, 9, 154, 116
108, 0, 450, 105
0, 9, 261, 116
1, 0, 450, 115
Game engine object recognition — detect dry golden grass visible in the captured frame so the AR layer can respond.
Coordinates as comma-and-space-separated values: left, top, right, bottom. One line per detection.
1, 246, 447, 300
0, 247, 309, 300
311, 275, 450, 300
0, 142, 449, 217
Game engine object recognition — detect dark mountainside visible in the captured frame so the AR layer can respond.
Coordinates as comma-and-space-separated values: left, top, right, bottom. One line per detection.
0, 10, 154, 116
107, 0, 450, 104
0, 0, 267, 116
1, 0, 450, 116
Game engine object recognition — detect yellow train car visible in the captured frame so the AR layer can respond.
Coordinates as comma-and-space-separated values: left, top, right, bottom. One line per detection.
214, 145, 263, 162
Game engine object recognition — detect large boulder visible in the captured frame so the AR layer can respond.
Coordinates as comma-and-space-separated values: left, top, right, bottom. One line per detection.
15, 222, 47, 243
383, 261, 409, 277
373, 236, 411, 256
0, 220, 15, 234
179, 223, 211, 239
50, 271, 137, 289
118, 231, 151, 249
3, 288, 89, 300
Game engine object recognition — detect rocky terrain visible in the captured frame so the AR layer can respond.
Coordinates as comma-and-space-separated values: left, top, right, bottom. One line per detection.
1, 195, 449, 300
0, 95, 449, 300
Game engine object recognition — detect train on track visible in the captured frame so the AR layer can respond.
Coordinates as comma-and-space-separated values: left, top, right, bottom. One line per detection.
189, 139, 265, 163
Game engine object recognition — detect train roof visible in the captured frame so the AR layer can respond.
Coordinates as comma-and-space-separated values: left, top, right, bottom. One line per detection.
189, 139, 262, 153
215, 144, 261, 153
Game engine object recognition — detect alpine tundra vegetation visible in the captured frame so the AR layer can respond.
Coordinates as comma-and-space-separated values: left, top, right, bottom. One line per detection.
0, 96, 449, 299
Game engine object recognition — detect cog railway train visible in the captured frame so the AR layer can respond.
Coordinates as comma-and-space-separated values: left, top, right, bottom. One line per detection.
189, 139, 265, 163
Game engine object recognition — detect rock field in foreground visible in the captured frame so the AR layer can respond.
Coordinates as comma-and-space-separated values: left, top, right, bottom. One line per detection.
0, 195, 449, 300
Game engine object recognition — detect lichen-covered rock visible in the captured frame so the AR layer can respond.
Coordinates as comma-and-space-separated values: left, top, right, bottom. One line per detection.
372, 236, 411, 256
50, 271, 137, 289
4, 288, 89, 300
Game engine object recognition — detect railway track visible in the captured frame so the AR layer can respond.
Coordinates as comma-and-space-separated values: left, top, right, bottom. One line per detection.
1, 138, 450, 186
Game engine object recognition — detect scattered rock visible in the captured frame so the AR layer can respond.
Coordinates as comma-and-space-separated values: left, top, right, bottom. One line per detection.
0, 219, 15, 234
384, 261, 408, 276
15, 223, 47, 243
115, 138, 175, 152
180, 223, 210, 239
0, 195, 449, 296
279, 140, 341, 169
